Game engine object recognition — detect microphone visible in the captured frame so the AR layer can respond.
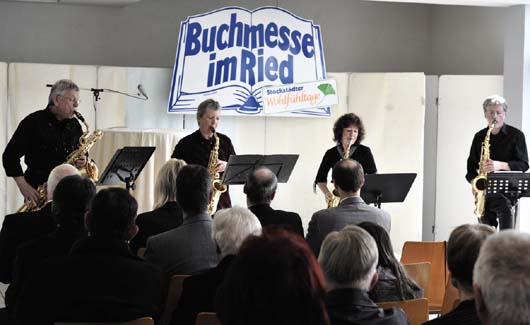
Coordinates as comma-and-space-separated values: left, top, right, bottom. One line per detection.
137, 84, 148, 99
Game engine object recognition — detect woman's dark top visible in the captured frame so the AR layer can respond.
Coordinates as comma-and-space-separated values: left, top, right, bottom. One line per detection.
369, 266, 424, 303
315, 144, 377, 184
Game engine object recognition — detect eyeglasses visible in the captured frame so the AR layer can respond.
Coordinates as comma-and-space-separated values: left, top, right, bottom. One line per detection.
60, 95, 81, 104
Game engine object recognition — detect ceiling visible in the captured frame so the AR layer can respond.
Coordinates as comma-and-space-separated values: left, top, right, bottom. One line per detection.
0, 0, 141, 6
363, 0, 530, 6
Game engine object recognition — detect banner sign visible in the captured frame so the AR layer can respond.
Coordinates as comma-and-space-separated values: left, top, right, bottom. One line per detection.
168, 6, 330, 117
262, 79, 338, 115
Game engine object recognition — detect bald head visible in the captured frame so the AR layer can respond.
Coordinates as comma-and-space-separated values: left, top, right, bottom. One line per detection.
244, 167, 278, 206
46, 164, 80, 201
332, 159, 364, 194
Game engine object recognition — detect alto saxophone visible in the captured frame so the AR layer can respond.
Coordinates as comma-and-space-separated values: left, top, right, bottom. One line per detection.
471, 120, 496, 218
326, 139, 354, 208
207, 128, 227, 215
17, 111, 103, 213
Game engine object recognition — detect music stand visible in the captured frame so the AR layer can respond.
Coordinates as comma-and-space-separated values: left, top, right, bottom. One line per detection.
487, 172, 530, 226
221, 154, 299, 184
360, 173, 417, 208
97, 146, 155, 192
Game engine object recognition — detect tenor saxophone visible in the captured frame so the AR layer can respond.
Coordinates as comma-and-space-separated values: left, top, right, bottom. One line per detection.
207, 128, 227, 215
471, 120, 496, 218
326, 139, 354, 208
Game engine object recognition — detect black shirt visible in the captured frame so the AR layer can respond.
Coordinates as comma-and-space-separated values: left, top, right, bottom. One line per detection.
171, 130, 236, 209
423, 299, 479, 325
2, 107, 83, 187
466, 124, 528, 182
315, 144, 377, 183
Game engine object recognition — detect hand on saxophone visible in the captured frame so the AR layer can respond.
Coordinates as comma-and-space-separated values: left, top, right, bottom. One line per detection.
485, 159, 509, 173
14, 176, 39, 205
215, 160, 227, 173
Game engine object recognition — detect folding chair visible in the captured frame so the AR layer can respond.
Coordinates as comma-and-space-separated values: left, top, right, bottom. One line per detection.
160, 274, 191, 325
377, 298, 429, 325
195, 312, 221, 325
403, 262, 431, 298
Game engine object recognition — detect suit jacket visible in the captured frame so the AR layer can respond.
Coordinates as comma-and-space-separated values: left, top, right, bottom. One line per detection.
171, 255, 235, 325
306, 197, 391, 256
249, 204, 304, 237
144, 212, 218, 275
326, 288, 408, 325
5, 225, 87, 313
15, 237, 167, 325
0, 203, 55, 284
129, 201, 184, 254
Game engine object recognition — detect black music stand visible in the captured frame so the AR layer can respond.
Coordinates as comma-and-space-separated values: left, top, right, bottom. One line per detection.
97, 146, 155, 192
222, 154, 299, 185
360, 173, 417, 208
487, 172, 530, 226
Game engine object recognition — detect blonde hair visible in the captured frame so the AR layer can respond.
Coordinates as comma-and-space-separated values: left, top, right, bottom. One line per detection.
153, 159, 186, 209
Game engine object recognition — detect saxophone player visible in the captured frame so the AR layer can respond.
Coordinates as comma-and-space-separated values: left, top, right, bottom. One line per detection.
2, 79, 87, 207
171, 99, 236, 211
466, 95, 529, 229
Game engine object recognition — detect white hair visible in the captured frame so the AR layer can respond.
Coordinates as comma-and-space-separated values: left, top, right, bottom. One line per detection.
212, 206, 262, 258
483, 94, 508, 112
153, 158, 186, 209
46, 164, 80, 201
473, 230, 530, 324
318, 225, 378, 291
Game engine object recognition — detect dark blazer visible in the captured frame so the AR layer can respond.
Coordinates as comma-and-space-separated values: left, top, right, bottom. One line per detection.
249, 204, 304, 237
5, 225, 87, 313
171, 255, 235, 325
326, 288, 408, 325
144, 212, 218, 275
15, 237, 167, 325
0, 203, 55, 284
129, 201, 183, 254
423, 300, 479, 325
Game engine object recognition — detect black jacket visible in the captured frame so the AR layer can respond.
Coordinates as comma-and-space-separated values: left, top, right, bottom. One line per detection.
249, 204, 304, 237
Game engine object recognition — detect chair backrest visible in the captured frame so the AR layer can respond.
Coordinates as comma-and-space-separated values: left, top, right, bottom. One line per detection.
441, 274, 460, 315
401, 241, 448, 312
160, 274, 191, 325
195, 312, 221, 325
55, 317, 154, 325
403, 262, 431, 298
377, 298, 429, 325
137, 247, 146, 258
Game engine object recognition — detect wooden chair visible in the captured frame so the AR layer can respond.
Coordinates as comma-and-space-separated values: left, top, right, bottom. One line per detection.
377, 298, 429, 325
137, 247, 146, 258
440, 274, 460, 315
160, 274, 191, 325
401, 241, 448, 313
195, 312, 221, 325
403, 262, 431, 298
55, 317, 154, 325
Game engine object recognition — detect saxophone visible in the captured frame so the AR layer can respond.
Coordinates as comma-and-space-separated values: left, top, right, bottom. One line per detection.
326, 139, 354, 208
207, 128, 227, 215
471, 120, 496, 218
17, 111, 103, 213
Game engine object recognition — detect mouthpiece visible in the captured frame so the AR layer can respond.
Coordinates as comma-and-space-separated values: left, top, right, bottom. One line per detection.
74, 111, 85, 122
210, 127, 216, 133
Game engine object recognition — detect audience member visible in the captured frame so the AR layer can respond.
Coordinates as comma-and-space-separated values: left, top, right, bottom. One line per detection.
306, 159, 391, 256
473, 230, 530, 325
145, 164, 218, 275
171, 206, 262, 325
5, 175, 96, 317
319, 225, 408, 325
216, 228, 329, 325
15, 188, 167, 325
0, 163, 79, 284
424, 223, 494, 325
130, 158, 186, 254
359, 222, 423, 302
244, 166, 304, 236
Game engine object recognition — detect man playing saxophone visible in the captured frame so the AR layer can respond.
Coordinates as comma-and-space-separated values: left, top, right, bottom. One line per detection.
2, 79, 87, 208
466, 95, 529, 229
171, 99, 236, 212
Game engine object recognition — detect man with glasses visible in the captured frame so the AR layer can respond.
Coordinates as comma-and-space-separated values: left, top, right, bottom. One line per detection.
466, 95, 529, 229
2, 79, 85, 208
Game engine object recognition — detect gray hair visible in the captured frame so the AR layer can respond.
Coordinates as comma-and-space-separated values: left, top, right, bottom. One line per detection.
46, 164, 80, 201
153, 158, 186, 209
318, 225, 378, 290
474, 230, 530, 324
196, 98, 220, 121
244, 167, 278, 205
48, 79, 80, 106
212, 206, 262, 257
482, 94, 507, 112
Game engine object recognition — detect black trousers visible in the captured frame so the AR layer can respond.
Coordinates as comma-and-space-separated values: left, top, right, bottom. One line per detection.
481, 193, 513, 229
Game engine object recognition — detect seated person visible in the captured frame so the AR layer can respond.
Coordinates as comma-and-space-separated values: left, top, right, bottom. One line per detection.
171, 206, 262, 325
15, 188, 167, 325
359, 222, 424, 302
318, 225, 408, 325
130, 158, 186, 254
